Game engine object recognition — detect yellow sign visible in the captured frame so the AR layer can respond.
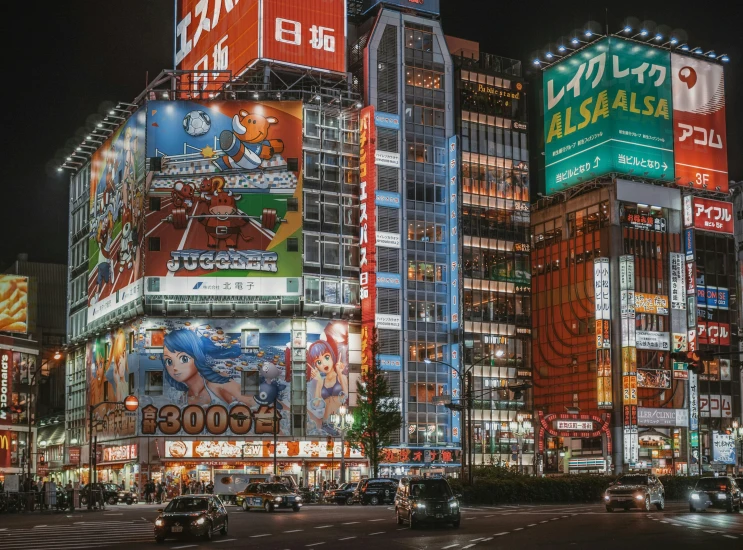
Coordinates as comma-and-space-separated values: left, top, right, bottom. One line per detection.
622, 375, 638, 405
622, 347, 637, 374
634, 293, 669, 315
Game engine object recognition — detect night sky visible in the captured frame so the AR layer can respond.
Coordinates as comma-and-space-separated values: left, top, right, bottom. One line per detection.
3, 0, 741, 268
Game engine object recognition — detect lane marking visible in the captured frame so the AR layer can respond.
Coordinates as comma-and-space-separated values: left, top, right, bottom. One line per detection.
466, 517, 477, 520
306, 543, 326, 547
482, 538, 493, 542
251, 534, 272, 538
369, 532, 385, 536
172, 546, 197, 549
342, 522, 359, 525
34, 526, 47, 528
469, 538, 484, 542
442, 545, 460, 549
723, 535, 738, 539
284, 529, 304, 533
704, 530, 718, 533
397, 527, 407, 530
369, 519, 385, 522
461, 545, 476, 549
527, 524, 537, 527
215, 539, 237, 543
494, 532, 509, 536
514, 527, 524, 531
484, 515, 494, 518
550, 517, 559, 521
315, 525, 334, 529
339, 537, 356, 541
540, 520, 549, 524
660, 521, 669, 524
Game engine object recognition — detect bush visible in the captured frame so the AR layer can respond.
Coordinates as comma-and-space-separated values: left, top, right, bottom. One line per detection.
450, 473, 702, 505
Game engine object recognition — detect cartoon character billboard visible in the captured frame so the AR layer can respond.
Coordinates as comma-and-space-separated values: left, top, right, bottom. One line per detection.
144, 101, 303, 297
133, 318, 355, 438
86, 330, 137, 442
87, 110, 147, 324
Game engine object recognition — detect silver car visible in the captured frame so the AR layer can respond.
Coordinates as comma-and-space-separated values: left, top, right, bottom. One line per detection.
604, 474, 665, 512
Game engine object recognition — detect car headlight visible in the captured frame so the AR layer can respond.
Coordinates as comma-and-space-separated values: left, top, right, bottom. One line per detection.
635, 494, 644, 501
194, 516, 206, 525
691, 494, 700, 500
295, 496, 302, 502
604, 495, 610, 501
717, 493, 727, 500
416, 502, 426, 509
450, 500, 459, 508
274, 497, 283, 502
155, 519, 164, 527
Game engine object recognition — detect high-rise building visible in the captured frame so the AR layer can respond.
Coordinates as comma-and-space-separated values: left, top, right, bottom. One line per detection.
62, 0, 366, 490
531, 34, 738, 475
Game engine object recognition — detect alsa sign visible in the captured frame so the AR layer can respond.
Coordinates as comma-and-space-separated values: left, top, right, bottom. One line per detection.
175, 0, 346, 90
692, 197, 733, 234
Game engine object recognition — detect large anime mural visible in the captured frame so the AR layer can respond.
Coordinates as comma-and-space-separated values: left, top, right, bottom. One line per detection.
144, 101, 303, 298
87, 111, 146, 324
129, 318, 354, 438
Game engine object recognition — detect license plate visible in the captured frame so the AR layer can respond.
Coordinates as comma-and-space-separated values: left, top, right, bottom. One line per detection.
171, 526, 183, 533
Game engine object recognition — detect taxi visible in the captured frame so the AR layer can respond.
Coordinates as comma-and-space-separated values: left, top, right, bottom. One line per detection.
236, 482, 302, 512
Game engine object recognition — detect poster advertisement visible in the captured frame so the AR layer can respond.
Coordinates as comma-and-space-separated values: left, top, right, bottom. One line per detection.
671, 54, 728, 192
712, 432, 736, 464
145, 101, 303, 297
637, 369, 671, 389
0, 276, 30, 333
545, 37, 673, 193
131, 318, 355, 438
87, 110, 147, 324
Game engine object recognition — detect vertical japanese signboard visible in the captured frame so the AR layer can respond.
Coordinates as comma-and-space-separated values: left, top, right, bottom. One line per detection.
594, 258, 612, 408
0, 350, 12, 426
544, 37, 674, 193
619, 255, 638, 463
671, 54, 728, 192
359, 106, 376, 375
448, 136, 459, 330
669, 253, 686, 311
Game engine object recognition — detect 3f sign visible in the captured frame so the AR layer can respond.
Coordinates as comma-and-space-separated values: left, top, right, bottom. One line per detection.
275, 18, 336, 52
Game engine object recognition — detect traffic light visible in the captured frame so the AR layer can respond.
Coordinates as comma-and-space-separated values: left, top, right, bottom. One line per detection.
670, 350, 714, 374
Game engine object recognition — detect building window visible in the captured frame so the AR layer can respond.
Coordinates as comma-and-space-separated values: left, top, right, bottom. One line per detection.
305, 194, 320, 221
305, 277, 320, 303
408, 383, 447, 403
323, 240, 340, 266
305, 235, 320, 264
241, 371, 259, 395
145, 371, 163, 396
407, 261, 445, 283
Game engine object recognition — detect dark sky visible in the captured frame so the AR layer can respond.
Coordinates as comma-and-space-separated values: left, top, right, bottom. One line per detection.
3, 0, 741, 267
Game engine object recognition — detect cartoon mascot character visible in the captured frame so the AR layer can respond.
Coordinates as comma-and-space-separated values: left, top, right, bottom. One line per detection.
215, 110, 284, 171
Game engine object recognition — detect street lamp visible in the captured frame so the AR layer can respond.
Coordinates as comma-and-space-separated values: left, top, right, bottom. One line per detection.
329, 405, 354, 484
509, 413, 533, 475
732, 420, 743, 475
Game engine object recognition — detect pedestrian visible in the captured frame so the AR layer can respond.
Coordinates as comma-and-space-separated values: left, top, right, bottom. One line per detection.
133, 481, 138, 498
206, 480, 214, 494
156, 482, 164, 504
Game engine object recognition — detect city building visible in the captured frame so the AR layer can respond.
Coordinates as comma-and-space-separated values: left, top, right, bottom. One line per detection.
448, 38, 534, 471
530, 33, 739, 475
61, 0, 366, 491
0, 255, 66, 484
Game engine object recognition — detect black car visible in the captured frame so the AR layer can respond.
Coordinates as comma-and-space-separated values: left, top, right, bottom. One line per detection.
117, 489, 138, 505
154, 495, 228, 543
330, 482, 359, 505
80, 483, 120, 506
355, 478, 398, 505
689, 476, 742, 513
603, 474, 665, 512
395, 477, 460, 529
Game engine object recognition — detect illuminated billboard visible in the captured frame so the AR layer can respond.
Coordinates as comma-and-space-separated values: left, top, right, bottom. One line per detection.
0, 350, 12, 426
359, 106, 376, 375
690, 197, 733, 234
671, 54, 728, 192
175, 0, 347, 91
544, 37, 674, 193
87, 110, 146, 324
133, 318, 355, 438
144, 100, 303, 297
0, 276, 29, 333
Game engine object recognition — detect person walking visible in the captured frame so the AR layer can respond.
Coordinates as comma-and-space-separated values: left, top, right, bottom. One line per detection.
206, 480, 214, 494
155, 482, 164, 504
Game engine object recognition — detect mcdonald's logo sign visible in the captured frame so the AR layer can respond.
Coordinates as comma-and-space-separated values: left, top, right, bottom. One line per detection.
0, 431, 10, 469
0, 434, 8, 450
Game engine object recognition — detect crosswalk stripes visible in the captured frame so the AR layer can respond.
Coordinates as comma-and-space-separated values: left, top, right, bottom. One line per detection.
0, 520, 154, 549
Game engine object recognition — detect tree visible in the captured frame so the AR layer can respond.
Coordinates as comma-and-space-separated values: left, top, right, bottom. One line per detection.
345, 328, 402, 477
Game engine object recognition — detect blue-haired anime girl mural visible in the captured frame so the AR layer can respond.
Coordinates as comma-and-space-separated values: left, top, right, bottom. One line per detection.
161, 328, 256, 408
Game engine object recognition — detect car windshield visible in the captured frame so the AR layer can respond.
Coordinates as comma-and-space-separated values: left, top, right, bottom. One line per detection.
165, 498, 209, 512
262, 484, 290, 493
696, 478, 729, 491
338, 483, 349, 490
616, 475, 648, 485
410, 480, 452, 499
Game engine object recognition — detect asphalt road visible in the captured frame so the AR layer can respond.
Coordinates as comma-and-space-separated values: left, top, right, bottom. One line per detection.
1, 501, 742, 550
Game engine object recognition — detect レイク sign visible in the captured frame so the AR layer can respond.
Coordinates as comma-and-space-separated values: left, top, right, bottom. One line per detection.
359, 106, 377, 375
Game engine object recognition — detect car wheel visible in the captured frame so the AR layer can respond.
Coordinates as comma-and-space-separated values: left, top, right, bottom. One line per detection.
346, 495, 354, 506
726, 502, 734, 513
452, 519, 460, 529
204, 522, 213, 540
155, 536, 165, 544
80, 496, 88, 506
643, 496, 651, 512
409, 512, 416, 530
655, 494, 665, 511
221, 519, 228, 535
108, 496, 117, 506
370, 496, 379, 506
264, 501, 274, 513
243, 500, 250, 512
605, 506, 614, 513
689, 505, 696, 513
293, 505, 301, 512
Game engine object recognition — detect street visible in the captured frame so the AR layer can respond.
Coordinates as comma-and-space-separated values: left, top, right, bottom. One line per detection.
0, 501, 742, 549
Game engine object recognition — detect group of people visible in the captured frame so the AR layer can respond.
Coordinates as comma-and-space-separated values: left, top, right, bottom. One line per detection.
143, 480, 167, 504
182, 480, 214, 495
